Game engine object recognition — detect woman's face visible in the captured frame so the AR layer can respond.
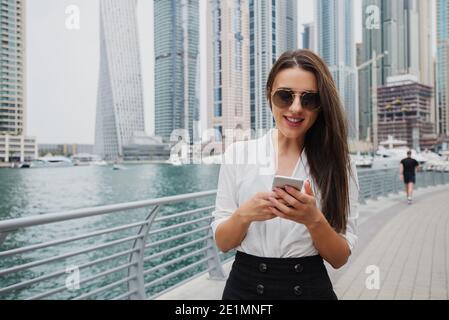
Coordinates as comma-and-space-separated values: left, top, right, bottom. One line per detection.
270, 67, 320, 140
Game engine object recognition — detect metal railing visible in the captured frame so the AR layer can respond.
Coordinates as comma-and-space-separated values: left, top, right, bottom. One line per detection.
0, 191, 229, 300
0, 168, 448, 300
357, 168, 449, 204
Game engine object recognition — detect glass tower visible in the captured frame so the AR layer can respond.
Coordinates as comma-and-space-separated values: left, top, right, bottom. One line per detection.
316, 0, 358, 140
249, 0, 298, 132
154, 0, 200, 143
437, 0, 449, 135
0, 0, 26, 136
94, 0, 146, 160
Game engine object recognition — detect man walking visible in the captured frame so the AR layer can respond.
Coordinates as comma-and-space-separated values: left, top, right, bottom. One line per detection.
400, 150, 420, 204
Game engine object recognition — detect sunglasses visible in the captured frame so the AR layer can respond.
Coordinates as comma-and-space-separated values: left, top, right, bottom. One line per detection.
271, 89, 321, 111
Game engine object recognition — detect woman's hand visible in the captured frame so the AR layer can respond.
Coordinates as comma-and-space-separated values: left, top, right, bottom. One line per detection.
268, 180, 324, 228
268, 180, 352, 269
236, 192, 278, 224
216, 191, 280, 253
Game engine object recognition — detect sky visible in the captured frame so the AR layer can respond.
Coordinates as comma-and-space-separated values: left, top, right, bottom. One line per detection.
27, 0, 362, 144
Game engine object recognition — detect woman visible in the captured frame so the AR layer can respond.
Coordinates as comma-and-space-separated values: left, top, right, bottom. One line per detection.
211, 49, 359, 300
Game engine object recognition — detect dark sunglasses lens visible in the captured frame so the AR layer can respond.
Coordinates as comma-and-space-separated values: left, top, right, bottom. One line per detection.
273, 90, 293, 108
301, 93, 320, 109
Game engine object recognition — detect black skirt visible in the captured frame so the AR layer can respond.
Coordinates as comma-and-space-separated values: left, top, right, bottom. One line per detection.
222, 251, 338, 300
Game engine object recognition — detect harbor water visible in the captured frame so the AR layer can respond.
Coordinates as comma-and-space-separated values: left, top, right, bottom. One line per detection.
0, 164, 221, 299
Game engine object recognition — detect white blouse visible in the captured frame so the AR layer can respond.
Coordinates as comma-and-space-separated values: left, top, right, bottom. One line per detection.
211, 129, 359, 258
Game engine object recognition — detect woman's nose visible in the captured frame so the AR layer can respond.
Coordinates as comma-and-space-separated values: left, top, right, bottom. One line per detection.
289, 95, 303, 112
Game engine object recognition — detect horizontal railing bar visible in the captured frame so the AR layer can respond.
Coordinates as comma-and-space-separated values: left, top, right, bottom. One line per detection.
0, 221, 146, 258
145, 226, 210, 249
144, 257, 211, 289
73, 275, 136, 300
143, 246, 212, 276
112, 289, 138, 301
27, 262, 137, 300
0, 234, 142, 277
0, 247, 139, 295
143, 236, 210, 262
0, 190, 217, 232
154, 206, 215, 223
148, 216, 212, 236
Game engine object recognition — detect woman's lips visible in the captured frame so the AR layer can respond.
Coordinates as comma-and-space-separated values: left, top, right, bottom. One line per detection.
284, 116, 305, 127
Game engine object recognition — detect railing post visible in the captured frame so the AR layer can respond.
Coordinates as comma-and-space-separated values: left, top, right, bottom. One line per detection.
205, 227, 226, 281
381, 171, 388, 197
393, 171, 398, 194
127, 206, 160, 300
0, 231, 10, 246
359, 191, 366, 205
416, 172, 420, 190
370, 173, 376, 201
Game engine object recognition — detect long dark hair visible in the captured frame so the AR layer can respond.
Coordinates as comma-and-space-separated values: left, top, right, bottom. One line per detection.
266, 49, 353, 233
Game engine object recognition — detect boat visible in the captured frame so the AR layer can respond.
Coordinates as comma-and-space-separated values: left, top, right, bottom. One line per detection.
71, 154, 109, 166
420, 150, 449, 172
23, 156, 74, 168
169, 157, 182, 166
112, 164, 126, 170
369, 136, 426, 170
91, 160, 108, 166
18, 162, 31, 168
351, 153, 373, 169
201, 154, 224, 165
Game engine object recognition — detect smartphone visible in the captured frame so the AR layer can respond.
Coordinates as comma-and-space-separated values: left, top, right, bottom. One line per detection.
272, 176, 304, 191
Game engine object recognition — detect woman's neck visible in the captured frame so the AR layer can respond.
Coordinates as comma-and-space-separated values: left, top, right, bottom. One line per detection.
273, 128, 304, 156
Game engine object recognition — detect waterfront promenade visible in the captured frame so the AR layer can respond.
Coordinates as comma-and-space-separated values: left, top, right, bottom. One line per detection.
158, 183, 449, 300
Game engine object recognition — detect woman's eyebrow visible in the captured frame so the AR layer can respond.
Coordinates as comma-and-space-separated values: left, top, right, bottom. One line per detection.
277, 87, 317, 92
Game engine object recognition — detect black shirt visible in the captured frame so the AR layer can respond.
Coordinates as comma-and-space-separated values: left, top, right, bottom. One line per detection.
400, 157, 419, 175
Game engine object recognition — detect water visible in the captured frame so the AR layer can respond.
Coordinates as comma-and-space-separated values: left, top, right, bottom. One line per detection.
0, 164, 221, 299
0, 164, 220, 220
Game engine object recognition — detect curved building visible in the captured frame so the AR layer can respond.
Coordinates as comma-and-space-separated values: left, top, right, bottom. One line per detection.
94, 0, 145, 160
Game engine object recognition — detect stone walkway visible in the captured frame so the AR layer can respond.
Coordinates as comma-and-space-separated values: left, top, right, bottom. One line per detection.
157, 184, 449, 300
333, 184, 449, 300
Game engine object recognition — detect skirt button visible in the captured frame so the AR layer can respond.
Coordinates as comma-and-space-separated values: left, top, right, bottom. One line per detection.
294, 263, 304, 273
259, 263, 267, 273
294, 285, 303, 296
256, 284, 265, 295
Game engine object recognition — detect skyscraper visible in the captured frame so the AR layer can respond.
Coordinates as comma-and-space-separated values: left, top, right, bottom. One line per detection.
249, 0, 298, 132
207, 0, 251, 142
94, 0, 145, 160
302, 23, 315, 51
0, 0, 37, 163
359, 0, 435, 143
316, 0, 358, 140
0, 0, 26, 136
418, 0, 434, 87
437, 0, 449, 136
359, 0, 383, 143
154, 0, 200, 143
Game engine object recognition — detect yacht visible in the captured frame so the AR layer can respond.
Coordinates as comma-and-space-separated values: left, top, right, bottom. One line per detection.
29, 156, 74, 168
112, 164, 127, 170
370, 136, 421, 170
71, 154, 108, 166
421, 150, 449, 172
201, 154, 223, 165
351, 153, 373, 169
